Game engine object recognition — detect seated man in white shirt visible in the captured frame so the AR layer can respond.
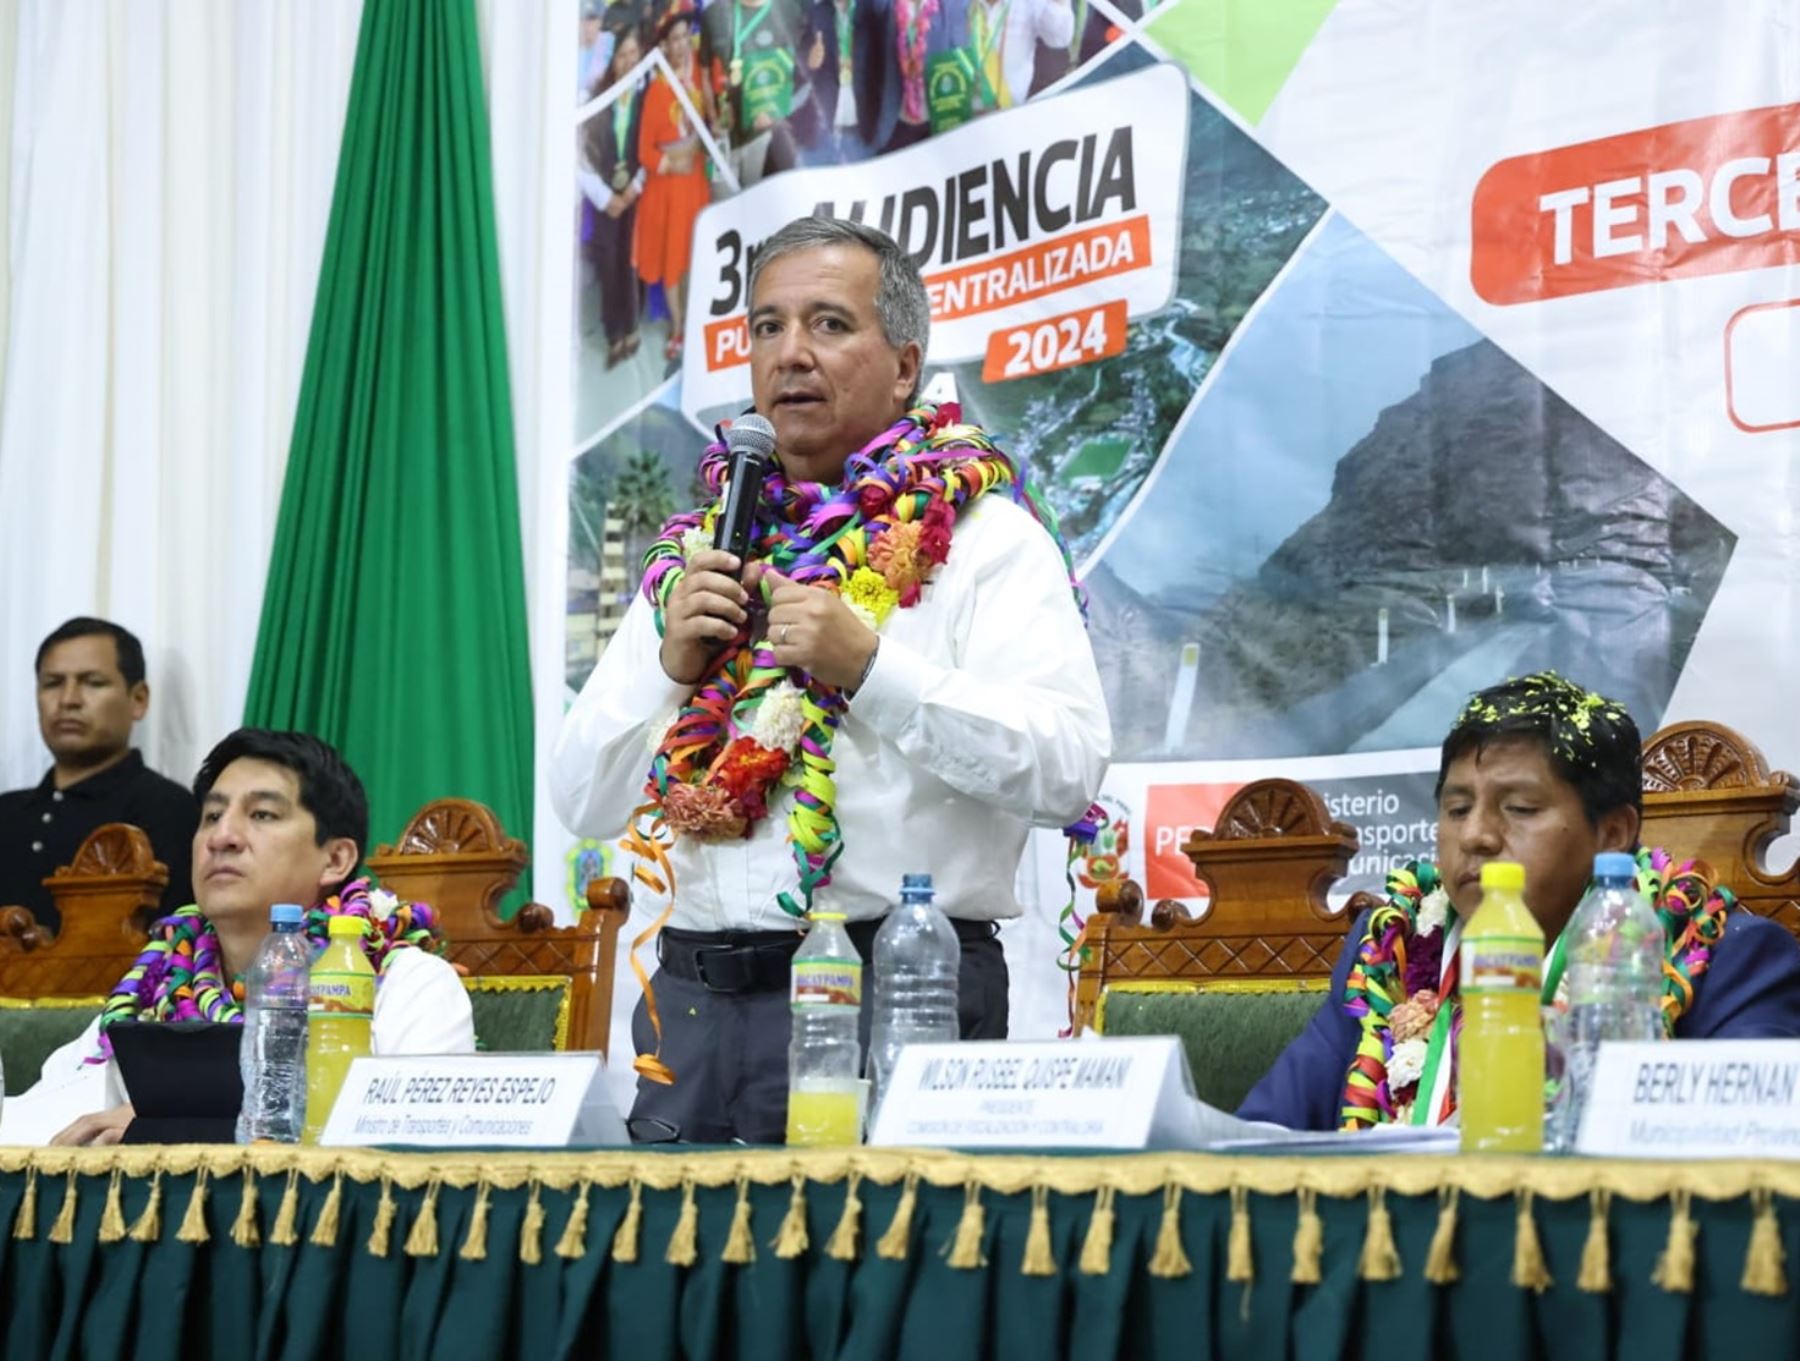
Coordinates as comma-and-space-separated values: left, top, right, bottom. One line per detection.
549, 215, 1111, 1142
1, 728, 475, 1146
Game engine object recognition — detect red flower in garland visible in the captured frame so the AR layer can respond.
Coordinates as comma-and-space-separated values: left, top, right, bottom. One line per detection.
932, 401, 962, 429
917, 500, 954, 564
858, 483, 893, 517
712, 738, 791, 823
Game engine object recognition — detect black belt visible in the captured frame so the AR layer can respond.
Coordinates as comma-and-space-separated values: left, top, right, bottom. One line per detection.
658, 917, 999, 995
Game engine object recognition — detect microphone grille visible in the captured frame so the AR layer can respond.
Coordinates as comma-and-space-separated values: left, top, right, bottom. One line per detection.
726, 413, 778, 460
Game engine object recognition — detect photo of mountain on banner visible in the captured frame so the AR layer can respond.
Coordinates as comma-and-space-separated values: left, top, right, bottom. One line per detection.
1087, 215, 1736, 762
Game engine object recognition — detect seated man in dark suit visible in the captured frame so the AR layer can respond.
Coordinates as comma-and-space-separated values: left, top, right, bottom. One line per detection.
0, 618, 199, 929
1240, 671, 1800, 1131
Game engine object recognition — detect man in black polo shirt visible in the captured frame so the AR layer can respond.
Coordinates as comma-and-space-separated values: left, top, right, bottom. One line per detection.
0, 618, 198, 931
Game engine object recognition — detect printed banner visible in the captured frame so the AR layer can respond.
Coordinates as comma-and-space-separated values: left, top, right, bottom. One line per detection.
558, 0, 1800, 1084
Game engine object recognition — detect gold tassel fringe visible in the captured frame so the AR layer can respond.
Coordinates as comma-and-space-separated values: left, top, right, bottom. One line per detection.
231, 1169, 261, 1248
876, 1173, 918, 1261
49, 1169, 79, 1245
1652, 1189, 1698, 1294
367, 1177, 398, 1258
1225, 1185, 1253, 1283
1576, 1189, 1611, 1293
826, 1173, 863, 1262
404, 1181, 441, 1258
1291, 1187, 1323, 1285
14, 1167, 39, 1241
1359, 1186, 1401, 1282
592, 1181, 623, 1262
310, 1172, 344, 1248
269, 1170, 301, 1247
1742, 1189, 1788, 1298
666, 1180, 699, 1267
1511, 1189, 1552, 1293
773, 1176, 809, 1259
177, 1169, 211, 1245
723, 1177, 757, 1265
1079, 1186, 1116, 1277
1021, 1185, 1055, 1277
130, 1171, 164, 1244
1148, 1184, 1191, 1280
520, 1182, 546, 1265
1424, 1187, 1460, 1285
946, 1181, 987, 1270
459, 1181, 493, 1262
98, 1169, 128, 1244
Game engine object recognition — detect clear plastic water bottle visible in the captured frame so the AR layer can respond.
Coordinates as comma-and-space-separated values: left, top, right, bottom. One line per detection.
237, 903, 312, 1143
1551, 851, 1665, 1150
868, 873, 961, 1119
786, 911, 864, 1145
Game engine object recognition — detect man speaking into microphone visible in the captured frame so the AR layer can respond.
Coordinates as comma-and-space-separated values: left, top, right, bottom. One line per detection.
550, 215, 1110, 1143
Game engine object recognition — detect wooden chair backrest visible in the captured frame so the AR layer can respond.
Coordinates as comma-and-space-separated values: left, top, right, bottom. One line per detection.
1073, 778, 1358, 1033
366, 798, 630, 1056
0, 824, 166, 999
1640, 719, 1800, 939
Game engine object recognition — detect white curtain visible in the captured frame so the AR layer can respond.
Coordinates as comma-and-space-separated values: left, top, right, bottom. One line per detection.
474, 0, 577, 906
0, 0, 364, 792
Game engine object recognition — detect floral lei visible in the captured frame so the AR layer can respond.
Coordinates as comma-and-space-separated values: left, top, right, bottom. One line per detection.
1338, 847, 1732, 1129
90, 878, 444, 1062
634, 400, 1081, 920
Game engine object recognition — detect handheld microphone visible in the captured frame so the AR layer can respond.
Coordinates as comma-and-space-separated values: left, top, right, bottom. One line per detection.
714, 413, 777, 568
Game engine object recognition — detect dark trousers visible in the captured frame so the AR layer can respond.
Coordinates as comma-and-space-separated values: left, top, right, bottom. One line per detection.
627, 925, 1008, 1144
590, 203, 639, 344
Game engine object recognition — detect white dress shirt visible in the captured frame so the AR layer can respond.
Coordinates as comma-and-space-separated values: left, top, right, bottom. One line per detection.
0, 948, 475, 1146
550, 493, 1112, 931
972, 0, 1074, 109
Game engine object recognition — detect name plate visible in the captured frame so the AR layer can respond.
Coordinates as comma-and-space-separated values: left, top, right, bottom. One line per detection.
319, 1052, 627, 1148
868, 1037, 1206, 1149
1577, 1039, 1800, 1159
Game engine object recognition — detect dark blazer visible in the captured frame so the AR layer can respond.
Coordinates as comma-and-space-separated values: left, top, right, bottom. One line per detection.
1237, 902, 1800, 1131
855, 0, 972, 149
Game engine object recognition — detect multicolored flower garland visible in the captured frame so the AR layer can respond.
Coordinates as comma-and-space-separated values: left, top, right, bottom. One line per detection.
90, 878, 445, 1061
633, 399, 1083, 920
1337, 847, 1733, 1129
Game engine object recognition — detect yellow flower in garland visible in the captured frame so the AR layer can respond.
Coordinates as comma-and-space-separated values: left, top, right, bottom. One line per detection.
843, 565, 900, 628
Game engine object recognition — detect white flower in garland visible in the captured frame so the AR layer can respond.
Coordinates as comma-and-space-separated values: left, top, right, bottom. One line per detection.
368, 887, 400, 922
1387, 1037, 1428, 1090
680, 526, 711, 561
1416, 887, 1451, 936
845, 599, 879, 632
750, 681, 808, 753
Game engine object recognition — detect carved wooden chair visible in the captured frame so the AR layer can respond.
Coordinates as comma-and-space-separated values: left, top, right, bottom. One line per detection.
1075, 779, 1359, 1109
1639, 719, 1800, 941
0, 823, 166, 1000
366, 798, 630, 1056
0, 824, 170, 1093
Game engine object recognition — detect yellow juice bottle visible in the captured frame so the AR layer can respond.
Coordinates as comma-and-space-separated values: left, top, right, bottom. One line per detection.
1458, 861, 1545, 1152
786, 911, 865, 1146
302, 914, 374, 1143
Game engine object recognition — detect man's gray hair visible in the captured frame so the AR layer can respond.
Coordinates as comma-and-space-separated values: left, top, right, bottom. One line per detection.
747, 216, 931, 361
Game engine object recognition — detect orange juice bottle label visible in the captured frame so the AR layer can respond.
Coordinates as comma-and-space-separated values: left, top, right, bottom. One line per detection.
309, 970, 374, 1019
791, 960, 861, 1007
1461, 935, 1543, 994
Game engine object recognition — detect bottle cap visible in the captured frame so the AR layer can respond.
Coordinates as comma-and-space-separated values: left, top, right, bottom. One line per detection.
808, 911, 847, 922
326, 914, 368, 938
901, 872, 933, 896
269, 903, 304, 926
1479, 861, 1525, 892
1593, 851, 1637, 880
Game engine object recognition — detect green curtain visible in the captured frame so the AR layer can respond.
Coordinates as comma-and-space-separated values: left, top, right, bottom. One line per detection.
243, 0, 532, 896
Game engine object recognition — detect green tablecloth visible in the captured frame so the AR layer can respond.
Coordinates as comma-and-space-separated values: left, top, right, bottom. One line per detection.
0, 1144, 1793, 1360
